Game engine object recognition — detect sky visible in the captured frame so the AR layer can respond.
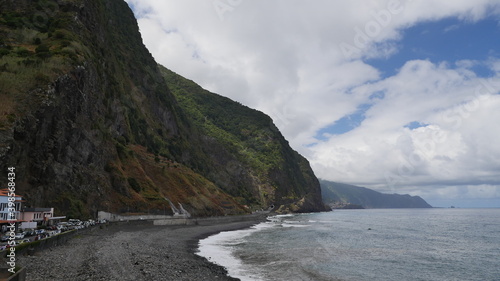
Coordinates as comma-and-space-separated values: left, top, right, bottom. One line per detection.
125, 0, 500, 208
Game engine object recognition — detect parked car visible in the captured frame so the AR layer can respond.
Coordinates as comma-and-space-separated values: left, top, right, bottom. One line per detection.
69, 219, 82, 226
0, 236, 10, 242
24, 229, 36, 236
14, 232, 25, 239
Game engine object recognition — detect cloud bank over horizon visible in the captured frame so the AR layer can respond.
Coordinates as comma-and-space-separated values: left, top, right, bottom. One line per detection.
125, 0, 500, 207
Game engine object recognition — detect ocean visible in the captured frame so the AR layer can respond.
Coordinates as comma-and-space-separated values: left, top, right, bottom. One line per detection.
197, 209, 500, 281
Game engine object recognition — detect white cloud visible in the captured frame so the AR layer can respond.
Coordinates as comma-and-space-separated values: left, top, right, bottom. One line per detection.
125, 0, 500, 206
310, 65, 500, 200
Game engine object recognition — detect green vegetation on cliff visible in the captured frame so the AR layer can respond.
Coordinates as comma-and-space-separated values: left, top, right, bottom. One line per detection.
162, 67, 325, 213
0, 0, 326, 217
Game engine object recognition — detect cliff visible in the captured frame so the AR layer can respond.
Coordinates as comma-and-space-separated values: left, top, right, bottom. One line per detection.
320, 180, 432, 208
162, 67, 325, 213
0, 0, 326, 218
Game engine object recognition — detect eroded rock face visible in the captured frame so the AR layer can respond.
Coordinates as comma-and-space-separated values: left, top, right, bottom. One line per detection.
0, 0, 327, 217
4, 63, 111, 215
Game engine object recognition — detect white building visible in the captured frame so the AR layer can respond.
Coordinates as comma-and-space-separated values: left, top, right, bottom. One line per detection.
0, 188, 23, 222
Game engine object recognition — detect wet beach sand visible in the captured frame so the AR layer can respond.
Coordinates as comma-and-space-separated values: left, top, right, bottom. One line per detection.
17, 216, 267, 281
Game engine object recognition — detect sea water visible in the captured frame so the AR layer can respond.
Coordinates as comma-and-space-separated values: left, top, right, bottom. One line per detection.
197, 209, 500, 281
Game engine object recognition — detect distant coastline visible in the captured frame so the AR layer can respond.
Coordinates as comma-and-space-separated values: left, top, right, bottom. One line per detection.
320, 180, 433, 208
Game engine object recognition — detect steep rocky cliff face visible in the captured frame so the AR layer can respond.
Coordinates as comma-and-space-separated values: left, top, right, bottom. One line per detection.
0, 0, 327, 218
162, 67, 325, 213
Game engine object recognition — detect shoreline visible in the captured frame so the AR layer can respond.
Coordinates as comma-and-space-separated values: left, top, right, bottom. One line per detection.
16, 214, 268, 280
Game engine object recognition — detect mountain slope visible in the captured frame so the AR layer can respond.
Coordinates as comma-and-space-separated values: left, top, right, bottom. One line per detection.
161, 67, 326, 213
320, 180, 432, 208
0, 0, 326, 218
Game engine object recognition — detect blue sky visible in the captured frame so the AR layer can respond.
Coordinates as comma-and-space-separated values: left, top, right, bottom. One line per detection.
315, 103, 372, 139
368, 16, 500, 78
319, 16, 500, 138
126, 0, 500, 208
